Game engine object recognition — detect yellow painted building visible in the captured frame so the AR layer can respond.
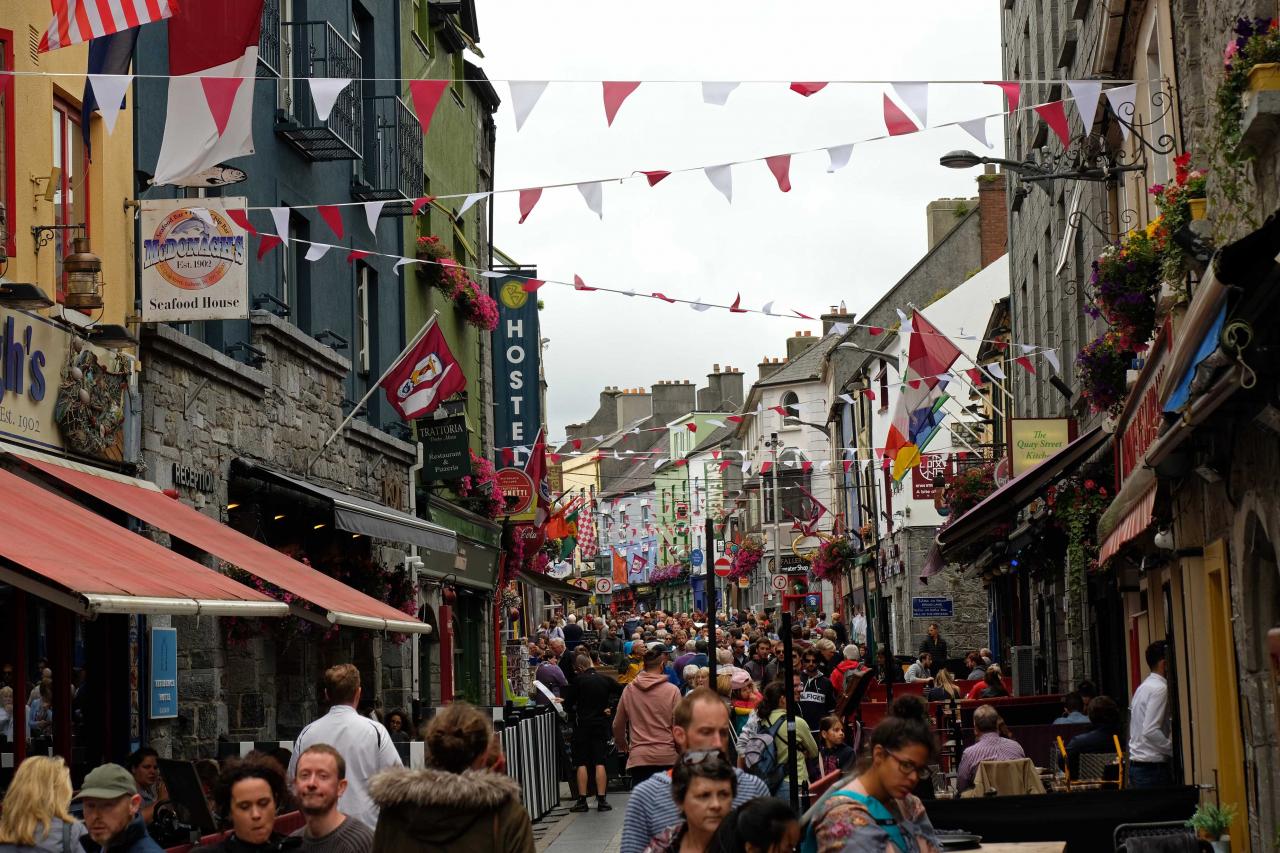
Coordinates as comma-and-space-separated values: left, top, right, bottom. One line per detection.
561, 451, 601, 574
1, 1, 135, 329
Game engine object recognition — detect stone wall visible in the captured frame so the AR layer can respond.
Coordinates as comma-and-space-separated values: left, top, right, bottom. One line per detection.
140, 314, 418, 758
881, 526, 988, 661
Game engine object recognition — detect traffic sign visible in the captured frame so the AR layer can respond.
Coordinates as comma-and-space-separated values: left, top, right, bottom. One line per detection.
595, 577, 614, 595
805, 593, 820, 607
770, 574, 788, 591
714, 556, 732, 578
690, 549, 704, 567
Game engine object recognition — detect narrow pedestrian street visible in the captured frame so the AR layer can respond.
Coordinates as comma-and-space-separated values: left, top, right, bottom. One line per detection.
536, 794, 629, 853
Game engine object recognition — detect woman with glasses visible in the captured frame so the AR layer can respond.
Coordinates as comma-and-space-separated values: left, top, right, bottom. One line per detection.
806, 696, 942, 853
641, 750, 736, 853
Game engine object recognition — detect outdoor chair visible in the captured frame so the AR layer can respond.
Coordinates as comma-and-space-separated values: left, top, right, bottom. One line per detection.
1113, 820, 1210, 853
1056, 733, 1125, 790
961, 758, 1045, 797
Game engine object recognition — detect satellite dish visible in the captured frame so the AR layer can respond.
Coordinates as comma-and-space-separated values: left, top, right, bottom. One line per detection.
994, 456, 1012, 487
152, 164, 248, 188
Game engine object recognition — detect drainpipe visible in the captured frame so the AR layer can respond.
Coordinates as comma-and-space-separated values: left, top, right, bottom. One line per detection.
409, 442, 423, 700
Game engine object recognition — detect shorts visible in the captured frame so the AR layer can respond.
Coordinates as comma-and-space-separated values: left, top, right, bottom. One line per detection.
572, 724, 610, 767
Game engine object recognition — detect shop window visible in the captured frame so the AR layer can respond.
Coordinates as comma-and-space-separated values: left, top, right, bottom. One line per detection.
0, 30, 13, 259
52, 99, 90, 303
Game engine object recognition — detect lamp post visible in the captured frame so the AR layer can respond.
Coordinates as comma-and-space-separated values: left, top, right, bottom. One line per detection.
764, 432, 783, 614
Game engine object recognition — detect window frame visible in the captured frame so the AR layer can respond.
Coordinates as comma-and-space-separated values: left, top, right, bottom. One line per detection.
52, 96, 91, 304
0, 29, 15, 259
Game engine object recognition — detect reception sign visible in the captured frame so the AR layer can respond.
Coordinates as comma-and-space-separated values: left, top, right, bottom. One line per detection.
1009, 418, 1074, 476
140, 198, 249, 322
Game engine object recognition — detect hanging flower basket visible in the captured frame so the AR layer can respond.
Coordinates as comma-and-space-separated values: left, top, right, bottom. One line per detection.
727, 535, 763, 580
1149, 152, 1208, 282
809, 537, 855, 582
1085, 230, 1162, 349
415, 235, 499, 331
454, 450, 505, 519
1076, 330, 1133, 414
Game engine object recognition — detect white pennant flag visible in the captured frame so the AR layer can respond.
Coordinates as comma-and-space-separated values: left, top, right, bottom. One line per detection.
457, 193, 489, 217
509, 80, 549, 131
304, 243, 331, 262
959, 116, 992, 149
308, 78, 350, 122
480, 271, 505, 278
394, 257, 418, 273
826, 144, 854, 173
653, 457, 666, 469
1104, 84, 1138, 141
1067, 80, 1103, 133
895, 307, 908, 324
704, 164, 733, 203
1019, 343, 1036, 354
577, 182, 603, 218
706, 419, 726, 428
742, 460, 752, 476
363, 201, 386, 237
702, 81, 739, 106
819, 461, 831, 472
987, 363, 1007, 380
691, 298, 711, 312
270, 206, 291, 242
829, 322, 850, 337
838, 393, 856, 405
89, 74, 133, 135
892, 82, 929, 127
762, 301, 777, 316
1044, 349, 1061, 374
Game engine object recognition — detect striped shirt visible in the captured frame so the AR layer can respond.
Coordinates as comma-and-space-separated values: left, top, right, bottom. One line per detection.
957, 732, 1027, 790
620, 769, 770, 853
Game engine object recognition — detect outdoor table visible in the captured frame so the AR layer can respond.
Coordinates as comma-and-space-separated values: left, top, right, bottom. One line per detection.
974, 844, 1065, 852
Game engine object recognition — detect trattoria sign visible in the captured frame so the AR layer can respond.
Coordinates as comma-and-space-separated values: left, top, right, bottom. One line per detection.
1008, 418, 1074, 476
140, 199, 249, 322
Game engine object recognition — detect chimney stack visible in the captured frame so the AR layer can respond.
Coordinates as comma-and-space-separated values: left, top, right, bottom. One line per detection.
786, 330, 820, 361
820, 302, 856, 336
976, 165, 1008, 269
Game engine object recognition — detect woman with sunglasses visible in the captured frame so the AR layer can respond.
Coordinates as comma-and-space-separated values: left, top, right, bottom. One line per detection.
641, 750, 736, 853
806, 696, 942, 853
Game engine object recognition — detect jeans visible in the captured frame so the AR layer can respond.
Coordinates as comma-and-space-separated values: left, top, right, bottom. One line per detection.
628, 764, 671, 787
1128, 761, 1173, 788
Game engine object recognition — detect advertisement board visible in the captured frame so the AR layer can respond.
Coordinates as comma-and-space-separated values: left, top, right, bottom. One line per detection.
150, 627, 178, 719
420, 415, 471, 481
140, 198, 250, 322
1009, 418, 1074, 477
490, 272, 541, 467
911, 596, 954, 618
911, 453, 950, 500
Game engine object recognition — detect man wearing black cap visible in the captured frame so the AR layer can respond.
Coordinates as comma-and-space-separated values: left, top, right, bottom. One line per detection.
612, 641, 680, 787
77, 763, 165, 852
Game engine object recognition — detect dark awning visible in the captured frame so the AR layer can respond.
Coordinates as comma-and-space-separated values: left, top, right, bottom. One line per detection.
235, 460, 456, 554
518, 567, 592, 603
936, 425, 1109, 560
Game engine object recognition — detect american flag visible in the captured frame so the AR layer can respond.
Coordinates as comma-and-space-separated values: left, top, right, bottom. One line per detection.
40, 0, 177, 52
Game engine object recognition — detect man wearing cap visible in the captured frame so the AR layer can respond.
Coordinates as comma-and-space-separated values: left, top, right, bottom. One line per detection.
611, 641, 680, 787
77, 763, 165, 852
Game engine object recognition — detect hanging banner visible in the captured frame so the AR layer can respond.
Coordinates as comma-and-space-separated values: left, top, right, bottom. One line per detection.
140, 198, 249, 322
911, 453, 951, 500
490, 271, 542, 468
420, 414, 471, 481
1008, 418, 1074, 476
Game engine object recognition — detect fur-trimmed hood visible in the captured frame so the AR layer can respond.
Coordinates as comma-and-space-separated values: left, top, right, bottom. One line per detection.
368, 767, 523, 847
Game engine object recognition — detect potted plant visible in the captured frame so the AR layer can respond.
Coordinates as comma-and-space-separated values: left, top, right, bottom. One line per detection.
1076, 330, 1134, 414
1085, 230, 1163, 347
1187, 802, 1237, 853
1214, 17, 1280, 203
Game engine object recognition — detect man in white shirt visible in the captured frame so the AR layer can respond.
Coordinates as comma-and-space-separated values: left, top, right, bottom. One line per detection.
288, 664, 402, 828
851, 606, 867, 646
1128, 640, 1174, 788
904, 652, 934, 684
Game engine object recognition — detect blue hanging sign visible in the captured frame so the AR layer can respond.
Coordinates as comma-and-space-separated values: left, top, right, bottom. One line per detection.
690, 549, 704, 567
149, 627, 178, 719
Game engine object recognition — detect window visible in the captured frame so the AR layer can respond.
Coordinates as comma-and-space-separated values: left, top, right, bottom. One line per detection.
780, 391, 799, 420
877, 363, 889, 412
0, 30, 13, 258
52, 99, 89, 303
451, 52, 465, 102
355, 264, 372, 376
282, 211, 310, 332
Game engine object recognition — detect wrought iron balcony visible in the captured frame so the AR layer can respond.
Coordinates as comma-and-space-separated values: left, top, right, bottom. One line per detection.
352, 96, 423, 214
274, 21, 362, 161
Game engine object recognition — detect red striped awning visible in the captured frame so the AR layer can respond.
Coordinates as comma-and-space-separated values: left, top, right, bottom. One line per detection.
1098, 484, 1157, 565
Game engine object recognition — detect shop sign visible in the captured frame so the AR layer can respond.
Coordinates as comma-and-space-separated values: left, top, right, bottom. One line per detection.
1117, 327, 1173, 486
150, 627, 178, 719
634, 585, 653, 596
172, 462, 214, 493
776, 552, 807, 575
911, 596, 954, 618
911, 453, 950, 500
737, 576, 750, 589
495, 468, 534, 514
420, 415, 471, 481
140, 198, 249, 322
1008, 418, 1074, 476
490, 273, 541, 467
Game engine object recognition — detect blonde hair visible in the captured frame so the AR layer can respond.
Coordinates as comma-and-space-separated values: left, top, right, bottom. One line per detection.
934, 668, 961, 698
0, 756, 74, 845
716, 672, 733, 696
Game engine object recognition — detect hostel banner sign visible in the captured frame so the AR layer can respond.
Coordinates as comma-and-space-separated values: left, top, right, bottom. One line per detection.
140, 198, 249, 322
491, 271, 542, 466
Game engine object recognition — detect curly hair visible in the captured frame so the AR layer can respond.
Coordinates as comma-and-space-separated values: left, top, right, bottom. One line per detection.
213, 755, 286, 818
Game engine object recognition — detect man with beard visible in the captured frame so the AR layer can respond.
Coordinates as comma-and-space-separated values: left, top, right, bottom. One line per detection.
291, 745, 373, 852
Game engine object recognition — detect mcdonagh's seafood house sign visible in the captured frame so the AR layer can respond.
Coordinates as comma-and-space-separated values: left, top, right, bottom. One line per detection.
140, 199, 249, 322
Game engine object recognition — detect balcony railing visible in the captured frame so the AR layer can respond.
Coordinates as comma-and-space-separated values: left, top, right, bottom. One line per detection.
353, 96, 422, 213
257, 0, 282, 77
274, 21, 362, 161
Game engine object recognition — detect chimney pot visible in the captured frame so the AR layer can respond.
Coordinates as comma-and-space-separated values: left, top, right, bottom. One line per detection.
713, 363, 720, 373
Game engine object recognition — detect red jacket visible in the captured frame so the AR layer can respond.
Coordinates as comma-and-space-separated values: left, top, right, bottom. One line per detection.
830, 659, 868, 693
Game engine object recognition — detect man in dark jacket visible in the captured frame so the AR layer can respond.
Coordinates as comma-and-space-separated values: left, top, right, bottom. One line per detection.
565, 654, 621, 812
77, 763, 165, 852
563, 614, 584, 651
919, 622, 949, 676
797, 651, 836, 732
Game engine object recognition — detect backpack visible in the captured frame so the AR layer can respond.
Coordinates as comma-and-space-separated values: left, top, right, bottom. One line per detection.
738, 713, 788, 793
800, 789, 910, 853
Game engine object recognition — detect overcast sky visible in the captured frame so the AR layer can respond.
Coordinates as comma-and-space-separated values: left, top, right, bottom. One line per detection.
474, 1, 1004, 439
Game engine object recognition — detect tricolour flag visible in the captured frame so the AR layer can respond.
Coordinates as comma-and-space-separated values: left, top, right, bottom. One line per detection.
151, 0, 264, 186
40, 0, 176, 52
882, 309, 962, 480
379, 319, 466, 421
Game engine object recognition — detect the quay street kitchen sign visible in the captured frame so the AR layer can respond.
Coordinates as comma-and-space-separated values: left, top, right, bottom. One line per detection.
1008, 418, 1074, 477
490, 271, 542, 467
140, 199, 249, 322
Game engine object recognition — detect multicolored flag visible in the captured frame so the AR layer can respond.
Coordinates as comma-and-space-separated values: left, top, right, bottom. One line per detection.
40, 0, 176, 52
379, 318, 466, 420
883, 309, 962, 480
577, 498, 598, 562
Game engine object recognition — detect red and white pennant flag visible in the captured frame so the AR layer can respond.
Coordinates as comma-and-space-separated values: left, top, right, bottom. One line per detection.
40, 0, 176, 52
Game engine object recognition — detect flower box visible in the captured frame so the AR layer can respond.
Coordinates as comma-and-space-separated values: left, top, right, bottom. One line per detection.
1247, 61, 1280, 92
1188, 197, 1207, 220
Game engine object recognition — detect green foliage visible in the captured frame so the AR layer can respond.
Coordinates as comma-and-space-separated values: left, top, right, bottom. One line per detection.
1187, 802, 1238, 840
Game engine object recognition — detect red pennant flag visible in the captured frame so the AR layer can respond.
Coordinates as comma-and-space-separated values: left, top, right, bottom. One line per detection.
409, 80, 449, 135
653, 292, 676, 303
966, 367, 985, 385
719, 460, 733, 473
572, 438, 582, 450
995, 340, 1008, 352
1016, 356, 1037, 375
863, 388, 876, 401
802, 461, 813, 473
843, 459, 854, 474
729, 293, 747, 313
500, 447, 514, 467
766, 154, 792, 192
573, 274, 597, 292
711, 450, 721, 460
346, 249, 371, 264
908, 379, 922, 390
521, 279, 545, 293
790, 81, 828, 97
641, 170, 671, 186
379, 320, 467, 420
883, 93, 919, 136
675, 459, 688, 467
771, 405, 788, 417
793, 309, 816, 320
412, 196, 435, 215
760, 461, 774, 475
985, 80, 1021, 110
518, 188, 543, 224
256, 234, 283, 260
227, 208, 257, 236
727, 415, 744, 423
316, 205, 344, 239
869, 326, 885, 336
1033, 101, 1072, 147
603, 81, 641, 126
201, 77, 245, 137
551, 453, 562, 464
685, 423, 698, 432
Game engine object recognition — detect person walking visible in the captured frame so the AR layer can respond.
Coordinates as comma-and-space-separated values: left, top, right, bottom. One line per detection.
1128, 641, 1174, 788
0, 755, 88, 852
612, 643, 681, 787
288, 665, 402, 830
566, 654, 619, 813
638, 752, 736, 853
368, 702, 534, 853
75, 764, 165, 853
797, 651, 836, 732
758, 682, 818, 806
289, 745, 373, 852
563, 614, 584, 652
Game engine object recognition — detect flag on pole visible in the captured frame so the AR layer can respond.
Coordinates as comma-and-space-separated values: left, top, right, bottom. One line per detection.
379, 319, 466, 421
152, 0, 264, 186
41, 0, 176, 52
578, 498, 598, 561
882, 309, 962, 480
